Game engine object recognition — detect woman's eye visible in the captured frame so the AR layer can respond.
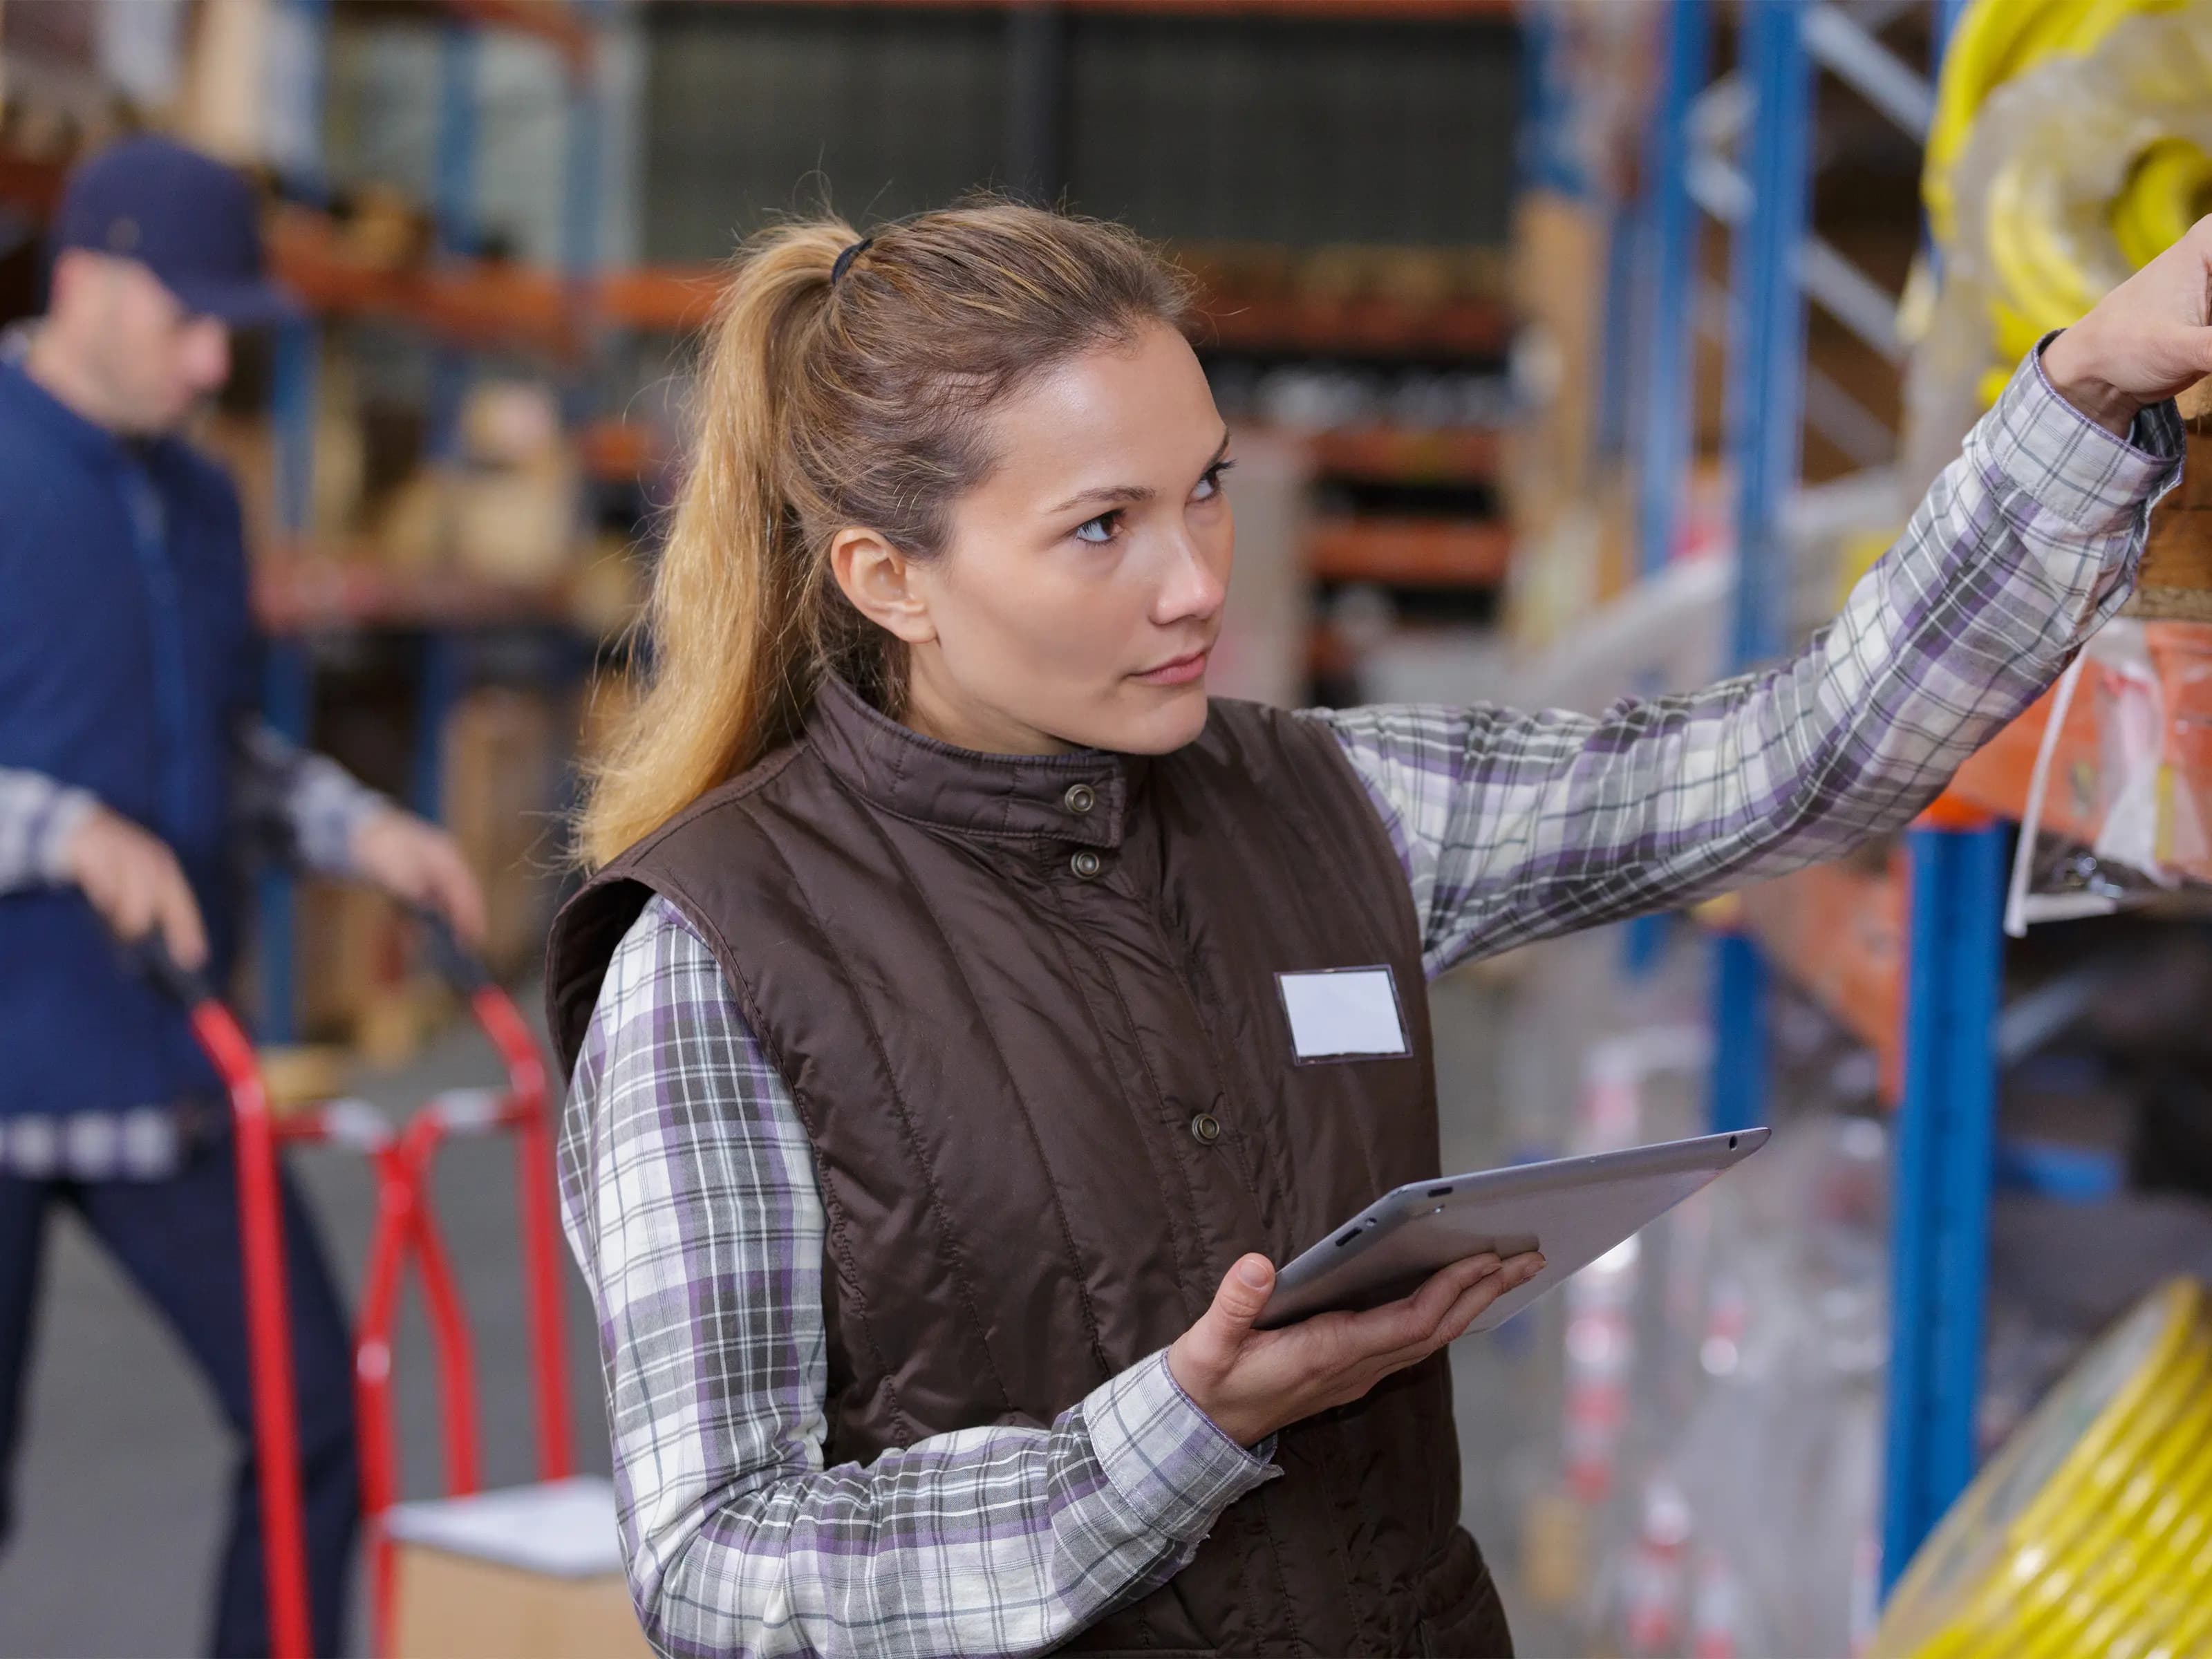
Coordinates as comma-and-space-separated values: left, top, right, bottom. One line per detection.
1193, 460, 1235, 502
1074, 511, 1119, 545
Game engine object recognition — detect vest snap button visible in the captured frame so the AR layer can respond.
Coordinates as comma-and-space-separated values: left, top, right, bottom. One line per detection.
1062, 782, 1096, 816
1190, 1111, 1222, 1145
1070, 849, 1103, 879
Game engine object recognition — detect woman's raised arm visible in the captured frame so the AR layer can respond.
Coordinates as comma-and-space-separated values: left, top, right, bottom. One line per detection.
1320, 341, 2182, 980
1310, 211, 2212, 980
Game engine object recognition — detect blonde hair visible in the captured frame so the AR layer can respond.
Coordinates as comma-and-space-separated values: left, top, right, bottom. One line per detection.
574, 201, 1192, 870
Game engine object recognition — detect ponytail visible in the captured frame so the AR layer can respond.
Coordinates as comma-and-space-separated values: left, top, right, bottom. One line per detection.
575, 223, 847, 869
573, 200, 1190, 871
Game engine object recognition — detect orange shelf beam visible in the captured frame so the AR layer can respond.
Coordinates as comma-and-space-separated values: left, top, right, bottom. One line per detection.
1306, 518, 1509, 587
578, 415, 1498, 493
1195, 292, 1509, 359
592, 264, 1512, 359
579, 418, 669, 482
1304, 426, 1499, 486
254, 557, 574, 632
1734, 855, 1908, 1100
1944, 621, 2212, 883
269, 210, 580, 357
1944, 691, 2075, 836
433, 0, 595, 66
0, 150, 66, 220
597, 265, 724, 333
705, 0, 1514, 13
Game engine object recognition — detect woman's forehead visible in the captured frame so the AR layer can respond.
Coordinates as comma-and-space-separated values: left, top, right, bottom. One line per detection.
979, 326, 1222, 504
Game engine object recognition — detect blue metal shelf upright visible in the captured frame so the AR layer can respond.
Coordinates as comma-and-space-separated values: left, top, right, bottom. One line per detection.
1611, 0, 2000, 1595
256, 0, 610, 1038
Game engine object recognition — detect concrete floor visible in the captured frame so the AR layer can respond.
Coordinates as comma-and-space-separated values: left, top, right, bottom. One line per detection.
0, 997, 610, 1659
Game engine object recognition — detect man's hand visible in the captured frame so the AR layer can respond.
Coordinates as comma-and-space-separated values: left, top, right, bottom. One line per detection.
2043, 216, 2212, 434
350, 805, 489, 948
64, 804, 209, 971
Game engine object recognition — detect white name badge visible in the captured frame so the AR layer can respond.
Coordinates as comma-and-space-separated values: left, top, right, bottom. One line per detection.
1275, 966, 1411, 1064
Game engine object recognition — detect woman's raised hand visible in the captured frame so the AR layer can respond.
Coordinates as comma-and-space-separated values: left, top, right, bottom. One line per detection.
1167, 1249, 1545, 1449
2043, 216, 2212, 434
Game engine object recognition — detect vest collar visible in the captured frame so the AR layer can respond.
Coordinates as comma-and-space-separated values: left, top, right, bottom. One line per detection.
807, 674, 1136, 850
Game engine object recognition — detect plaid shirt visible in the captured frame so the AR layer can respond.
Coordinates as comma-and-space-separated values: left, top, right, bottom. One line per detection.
0, 724, 386, 1179
559, 352, 2182, 1659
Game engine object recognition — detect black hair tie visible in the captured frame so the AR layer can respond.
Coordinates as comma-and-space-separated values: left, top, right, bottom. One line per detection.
831, 237, 874, 284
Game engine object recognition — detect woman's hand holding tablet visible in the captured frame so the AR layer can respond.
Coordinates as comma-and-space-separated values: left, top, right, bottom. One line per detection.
1166, 1248, 1545, 1448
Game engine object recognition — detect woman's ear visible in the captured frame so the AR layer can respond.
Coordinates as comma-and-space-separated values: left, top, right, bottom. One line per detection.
830, 527, 937, 645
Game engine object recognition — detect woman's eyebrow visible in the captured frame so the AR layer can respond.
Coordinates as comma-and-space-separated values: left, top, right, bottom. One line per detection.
1048, 480, 1154, 515
1043, 431, 1234, 517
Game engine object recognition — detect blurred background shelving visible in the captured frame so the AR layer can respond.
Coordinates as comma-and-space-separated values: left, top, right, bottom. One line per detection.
0, 0, 1530, 1049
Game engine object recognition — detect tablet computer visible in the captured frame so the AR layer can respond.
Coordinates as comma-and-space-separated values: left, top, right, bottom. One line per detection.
1255, 1127, 1770, 1332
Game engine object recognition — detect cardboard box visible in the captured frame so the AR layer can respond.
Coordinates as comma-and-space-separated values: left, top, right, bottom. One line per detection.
1499, 189, 1607, 561
2130, 379, 2212, 621
386, 1478, 650, 1659
391, 1546, 649, 1659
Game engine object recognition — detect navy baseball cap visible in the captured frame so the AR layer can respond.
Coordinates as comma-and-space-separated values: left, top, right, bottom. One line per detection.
52, 135, 299, 327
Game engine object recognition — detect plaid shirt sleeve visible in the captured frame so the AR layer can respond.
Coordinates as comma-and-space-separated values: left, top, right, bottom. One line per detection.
0, 727, 384, 895
1311, 346, 2186, 980
559, 894, 1280, 1659
230, 719, 390, 877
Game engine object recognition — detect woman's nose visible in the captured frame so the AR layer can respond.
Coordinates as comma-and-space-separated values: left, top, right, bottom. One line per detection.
1152, 529, 1228, 624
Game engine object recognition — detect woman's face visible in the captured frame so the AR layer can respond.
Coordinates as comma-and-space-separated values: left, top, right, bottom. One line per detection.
834, 321, 1234, 757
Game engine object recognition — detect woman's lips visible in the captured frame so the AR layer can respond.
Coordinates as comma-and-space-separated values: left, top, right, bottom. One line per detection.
1134, 649, 1210, 686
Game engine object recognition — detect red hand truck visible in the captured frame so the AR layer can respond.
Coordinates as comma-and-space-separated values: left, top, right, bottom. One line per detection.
145, 924, 574, 1659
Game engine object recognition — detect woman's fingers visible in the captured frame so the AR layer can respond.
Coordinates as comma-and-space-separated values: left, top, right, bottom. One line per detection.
1438, 1253, 1544, 1343
1341, 1253, 1501, 1349
1365, 1253, 1548, 1375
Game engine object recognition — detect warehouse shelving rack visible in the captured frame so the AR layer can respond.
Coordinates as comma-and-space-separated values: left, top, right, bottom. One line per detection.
1597, 0, 2046, 1591
1603, 0, 2212, 1593
0, 0, 1535, 1026
579, 0, 1527, 617
252, 0, 613, 1040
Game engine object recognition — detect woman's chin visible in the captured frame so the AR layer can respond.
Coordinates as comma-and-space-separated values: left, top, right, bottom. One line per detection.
1112, 679, 1212, 755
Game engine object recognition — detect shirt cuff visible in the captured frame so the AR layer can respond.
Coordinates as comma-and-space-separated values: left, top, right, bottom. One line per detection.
1082, 1350, 1280, 1545
289, 753, 391, 877
34, 785, 97, 885
1978, 335, 2186, 534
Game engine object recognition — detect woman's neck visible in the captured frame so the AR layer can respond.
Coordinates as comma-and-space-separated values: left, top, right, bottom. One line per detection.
900, 654, 1073, 757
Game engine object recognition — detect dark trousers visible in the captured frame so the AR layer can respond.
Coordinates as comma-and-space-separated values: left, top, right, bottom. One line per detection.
0, 1140, 357, 1658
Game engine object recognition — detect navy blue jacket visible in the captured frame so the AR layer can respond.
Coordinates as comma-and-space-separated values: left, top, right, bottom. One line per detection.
0, 356, 257, 1117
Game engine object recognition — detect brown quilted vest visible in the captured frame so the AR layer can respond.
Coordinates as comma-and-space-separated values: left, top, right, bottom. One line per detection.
547, 677, 1512, 1657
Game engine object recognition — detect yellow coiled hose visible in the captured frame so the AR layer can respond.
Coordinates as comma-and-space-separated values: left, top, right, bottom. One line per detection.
1925, 0, 2211, 409
1871, 1280, 2212, 1659
1927, 0, 2186, 243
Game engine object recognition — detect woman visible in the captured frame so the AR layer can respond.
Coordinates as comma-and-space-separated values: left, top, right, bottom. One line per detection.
548, 202, 2203, 1658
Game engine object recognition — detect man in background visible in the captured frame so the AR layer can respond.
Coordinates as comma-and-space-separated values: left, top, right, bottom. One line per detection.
0, 135, 486, 1657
